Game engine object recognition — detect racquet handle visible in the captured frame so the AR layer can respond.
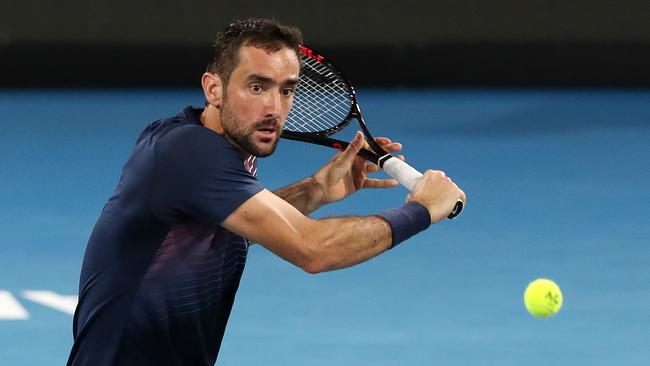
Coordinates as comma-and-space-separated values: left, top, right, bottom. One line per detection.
381, 157, 464, 220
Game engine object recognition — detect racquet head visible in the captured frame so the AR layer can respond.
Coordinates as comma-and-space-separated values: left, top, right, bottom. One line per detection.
282, 45, 465, 220
284, 46, 357, 136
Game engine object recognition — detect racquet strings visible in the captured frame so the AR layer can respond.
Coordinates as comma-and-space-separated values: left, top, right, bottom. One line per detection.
285, 54, 353, 135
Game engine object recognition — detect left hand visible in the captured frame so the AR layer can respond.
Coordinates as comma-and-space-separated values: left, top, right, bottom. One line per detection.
312, 131, 404, 205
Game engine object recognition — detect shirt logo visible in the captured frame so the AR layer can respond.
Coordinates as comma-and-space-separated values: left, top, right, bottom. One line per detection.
244, 156, 257, 176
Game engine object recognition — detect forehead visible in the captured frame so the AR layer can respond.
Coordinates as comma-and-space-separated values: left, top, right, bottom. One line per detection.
232, 45, 300, 80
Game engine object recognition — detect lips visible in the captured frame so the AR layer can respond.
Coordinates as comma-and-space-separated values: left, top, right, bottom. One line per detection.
253, 118, 280, 141
257, 127, 276, 134
255, 126, 277, 141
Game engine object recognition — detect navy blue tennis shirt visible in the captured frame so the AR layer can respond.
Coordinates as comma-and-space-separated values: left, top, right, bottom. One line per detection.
67, 107, 264, 366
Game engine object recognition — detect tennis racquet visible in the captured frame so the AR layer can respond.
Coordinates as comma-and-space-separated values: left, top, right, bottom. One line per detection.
282, 45, 464, 219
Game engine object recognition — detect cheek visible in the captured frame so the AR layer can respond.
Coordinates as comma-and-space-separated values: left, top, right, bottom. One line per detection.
281, 97, 294, 117
227, 90, 259, 120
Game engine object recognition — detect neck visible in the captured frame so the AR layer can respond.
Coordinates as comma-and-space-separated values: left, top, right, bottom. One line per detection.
200, 105, 224, 134
200, 105, 251, 160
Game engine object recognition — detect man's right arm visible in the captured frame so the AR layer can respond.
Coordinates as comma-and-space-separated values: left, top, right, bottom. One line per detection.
222, 188, 393, 273
221, 169, 464, 274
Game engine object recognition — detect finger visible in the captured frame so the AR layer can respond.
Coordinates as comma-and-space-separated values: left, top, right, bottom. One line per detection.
338, 131, 365, 164
373, 137, 392, 145
362, 178, 399, 189
364, 155, 404, 173
426, 170, 446, 178
365, 162, 380, 173
374, 137, 401, 149
362, 140, 372, 151
381, 142, 403, 153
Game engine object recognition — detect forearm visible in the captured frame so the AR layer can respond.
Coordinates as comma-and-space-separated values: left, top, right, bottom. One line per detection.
223, 189, 430, 275
302, 215, 393, 273
273, 176, 325, 215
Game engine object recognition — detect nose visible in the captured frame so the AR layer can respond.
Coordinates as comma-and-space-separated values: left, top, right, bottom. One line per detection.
263, 90, 281, 118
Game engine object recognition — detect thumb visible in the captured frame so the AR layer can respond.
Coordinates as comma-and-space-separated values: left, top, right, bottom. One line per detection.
337, 131, 364, 164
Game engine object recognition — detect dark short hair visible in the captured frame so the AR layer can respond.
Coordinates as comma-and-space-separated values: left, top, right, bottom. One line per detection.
207, 18, 303, 85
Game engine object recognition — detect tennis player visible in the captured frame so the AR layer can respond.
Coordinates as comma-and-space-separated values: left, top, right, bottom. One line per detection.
66, 18, 466, 366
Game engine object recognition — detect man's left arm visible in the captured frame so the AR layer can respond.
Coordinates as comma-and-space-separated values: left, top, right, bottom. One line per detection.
274, 136, 403, 215
273, 176, 325, 215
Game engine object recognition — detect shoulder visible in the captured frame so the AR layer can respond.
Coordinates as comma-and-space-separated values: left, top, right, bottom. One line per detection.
153, 119, 248, 179
152, 107, 237, 158
158, 124, 238, 160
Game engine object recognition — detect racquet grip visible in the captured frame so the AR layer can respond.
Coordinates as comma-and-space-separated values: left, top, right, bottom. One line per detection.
381, 157, 464, 220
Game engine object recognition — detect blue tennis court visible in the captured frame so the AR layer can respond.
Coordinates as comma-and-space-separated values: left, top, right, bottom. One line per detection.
1, 88, 649, 365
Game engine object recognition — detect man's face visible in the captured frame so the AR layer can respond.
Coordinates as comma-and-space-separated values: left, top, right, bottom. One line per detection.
220, 45, 300, 157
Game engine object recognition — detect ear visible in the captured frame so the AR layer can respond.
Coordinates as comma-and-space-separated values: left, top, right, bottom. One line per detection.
201, 72, 223, 108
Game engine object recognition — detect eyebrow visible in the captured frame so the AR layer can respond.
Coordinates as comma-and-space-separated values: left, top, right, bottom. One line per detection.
246, 74, 299, 87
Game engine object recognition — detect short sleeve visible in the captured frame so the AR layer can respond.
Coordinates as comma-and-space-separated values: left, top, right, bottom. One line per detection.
150, 125, 264, 226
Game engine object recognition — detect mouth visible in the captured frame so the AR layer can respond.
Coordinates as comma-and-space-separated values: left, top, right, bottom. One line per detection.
255, 126, 278, 141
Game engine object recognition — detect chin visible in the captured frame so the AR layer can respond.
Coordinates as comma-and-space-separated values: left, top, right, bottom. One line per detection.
252, 146, 277, 157
248, 141, 279, 157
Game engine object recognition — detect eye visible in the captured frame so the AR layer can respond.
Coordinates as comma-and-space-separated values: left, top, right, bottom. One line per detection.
250, 84, 263, 93
282, 88, 295, 97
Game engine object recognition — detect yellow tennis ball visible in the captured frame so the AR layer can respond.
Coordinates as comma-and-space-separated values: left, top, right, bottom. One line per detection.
524, 278, 563, 318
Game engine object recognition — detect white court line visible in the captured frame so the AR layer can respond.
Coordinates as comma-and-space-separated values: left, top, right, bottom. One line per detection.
0, 290, 29, 320
22, 290, 78, 315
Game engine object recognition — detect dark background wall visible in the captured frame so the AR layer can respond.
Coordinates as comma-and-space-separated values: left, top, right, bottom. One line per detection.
2, 1, 650, 86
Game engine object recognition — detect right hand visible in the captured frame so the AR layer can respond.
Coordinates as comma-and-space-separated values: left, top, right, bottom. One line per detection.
312, 132, 403, 205
407, 170, 466, 224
